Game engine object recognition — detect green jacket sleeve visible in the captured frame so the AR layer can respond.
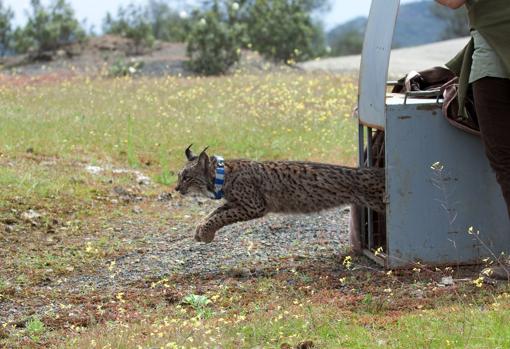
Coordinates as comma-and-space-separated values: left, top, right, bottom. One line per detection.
445, 0, 510, 118
468, 0, 510, 75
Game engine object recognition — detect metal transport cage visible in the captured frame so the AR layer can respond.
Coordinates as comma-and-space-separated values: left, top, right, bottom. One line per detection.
355, 0, 510, 268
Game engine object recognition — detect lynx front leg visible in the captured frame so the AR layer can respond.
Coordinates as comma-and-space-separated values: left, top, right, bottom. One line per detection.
195, 203, 265, 243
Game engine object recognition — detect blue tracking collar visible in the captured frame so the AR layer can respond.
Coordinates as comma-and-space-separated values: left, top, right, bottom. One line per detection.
213, 156, 225, 200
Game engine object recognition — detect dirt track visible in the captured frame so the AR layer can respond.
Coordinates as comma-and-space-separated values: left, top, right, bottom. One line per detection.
299, 37, 470, 78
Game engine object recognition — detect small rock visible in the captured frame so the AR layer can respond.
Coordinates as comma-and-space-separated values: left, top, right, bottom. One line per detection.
113, 186, 129, 196
136, 173, 151, 186
411, 289, 424, 299
133, 206, 143, 214
440, 276, 454, 287
21, 209, 42, 221
85, 165, 104, 175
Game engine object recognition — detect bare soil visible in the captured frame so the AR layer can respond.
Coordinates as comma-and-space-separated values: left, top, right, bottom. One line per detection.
0, 35, 287, 81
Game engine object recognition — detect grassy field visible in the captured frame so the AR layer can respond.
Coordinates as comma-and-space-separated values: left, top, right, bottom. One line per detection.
0, 73, 358, 167
1, 72, 509, 348
0, 73, 358, 217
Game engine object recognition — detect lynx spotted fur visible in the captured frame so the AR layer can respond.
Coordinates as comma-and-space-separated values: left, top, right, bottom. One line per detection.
175, 146, 385, 243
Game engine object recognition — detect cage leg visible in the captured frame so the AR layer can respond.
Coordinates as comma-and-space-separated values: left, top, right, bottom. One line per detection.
367, 127, 374, 251
358, 124, 367, 248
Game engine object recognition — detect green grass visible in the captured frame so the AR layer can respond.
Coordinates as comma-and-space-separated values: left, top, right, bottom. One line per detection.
2, 73, 509, 348
0, 73, 358, 173
26, 317, 46, 343
387, 306, 510, 348
0, 72, 359, 347
0, 73, 359, 213
61, 280, 510, 349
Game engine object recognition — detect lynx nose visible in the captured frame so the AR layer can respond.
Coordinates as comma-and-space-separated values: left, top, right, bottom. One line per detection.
175, 184, 187, 195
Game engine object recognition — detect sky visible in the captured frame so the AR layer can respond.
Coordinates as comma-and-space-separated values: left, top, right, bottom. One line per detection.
6, 0, 421, 32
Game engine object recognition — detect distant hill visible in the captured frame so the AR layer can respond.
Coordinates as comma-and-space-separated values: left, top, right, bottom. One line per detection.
327, 16, 366, 41
327, 0, 450, 51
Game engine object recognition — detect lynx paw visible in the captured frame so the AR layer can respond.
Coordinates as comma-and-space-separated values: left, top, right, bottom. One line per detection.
194, 224, 216, 243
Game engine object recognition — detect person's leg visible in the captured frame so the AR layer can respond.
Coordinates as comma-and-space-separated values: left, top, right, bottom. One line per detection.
472, 77, 510, 219
473, 77, 510, 281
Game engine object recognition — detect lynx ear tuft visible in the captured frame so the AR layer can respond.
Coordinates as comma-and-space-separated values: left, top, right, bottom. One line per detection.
185, 144, 196, 161
198, 147, 210, 168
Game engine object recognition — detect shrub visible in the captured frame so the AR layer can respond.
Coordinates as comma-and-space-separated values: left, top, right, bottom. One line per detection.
108, 59, 144, 77
103, 3, 155, 54
182, 294, 212, 319
186, 10, 243, 75
13, 0, 85, 54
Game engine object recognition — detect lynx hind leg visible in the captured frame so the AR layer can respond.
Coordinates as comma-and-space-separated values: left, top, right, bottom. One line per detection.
195, 200, 266, 243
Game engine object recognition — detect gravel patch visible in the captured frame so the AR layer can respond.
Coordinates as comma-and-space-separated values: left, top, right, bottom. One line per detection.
0, 194, 352, 325
56, 203, 351, 292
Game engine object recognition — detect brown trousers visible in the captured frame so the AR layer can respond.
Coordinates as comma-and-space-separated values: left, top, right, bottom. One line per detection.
473, 77, 510, 218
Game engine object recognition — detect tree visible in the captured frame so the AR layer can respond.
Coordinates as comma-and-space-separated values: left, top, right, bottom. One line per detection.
245, 0, 326, 63
13, 0, 85, 54
0, 0, 13, 56
103, 3, 155, 53
430, 2, 469, 40
103, 1, 191, 46
186, 0, 328, 74
146, 0, 190, 42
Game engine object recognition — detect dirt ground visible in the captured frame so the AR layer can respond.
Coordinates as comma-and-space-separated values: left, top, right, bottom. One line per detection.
0, 35, 287, 82
1, 157, 500, 348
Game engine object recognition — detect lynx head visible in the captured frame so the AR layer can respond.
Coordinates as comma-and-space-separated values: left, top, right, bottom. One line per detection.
175, 145, 214, 198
